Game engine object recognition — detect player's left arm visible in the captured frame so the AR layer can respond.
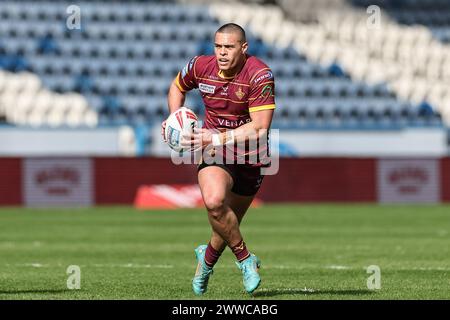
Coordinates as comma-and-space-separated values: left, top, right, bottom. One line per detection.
187, 103, 274, 149
186, 68, 275, 148
209, 108, 274, 146
221, 67, 276, 144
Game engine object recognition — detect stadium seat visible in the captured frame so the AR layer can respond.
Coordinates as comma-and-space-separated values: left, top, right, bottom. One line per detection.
1, 0, 447, 136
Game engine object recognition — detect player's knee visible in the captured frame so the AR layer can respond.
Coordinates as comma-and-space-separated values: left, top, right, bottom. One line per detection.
204, 195, 226, 216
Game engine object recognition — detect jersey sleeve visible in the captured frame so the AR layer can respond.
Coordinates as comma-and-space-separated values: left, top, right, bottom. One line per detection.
248, 68, 276, 113
174, 56, 200, 92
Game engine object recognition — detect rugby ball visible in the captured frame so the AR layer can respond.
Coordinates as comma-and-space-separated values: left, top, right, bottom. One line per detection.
165, 107, 199, 153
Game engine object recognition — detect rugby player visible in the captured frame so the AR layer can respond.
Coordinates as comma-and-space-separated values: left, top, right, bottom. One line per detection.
162, 23, 275, 295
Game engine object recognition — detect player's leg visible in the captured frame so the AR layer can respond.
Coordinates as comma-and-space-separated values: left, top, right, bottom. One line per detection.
192, 165, 237, 295
194, 164, 262, 294
202, 166, 263, 294
198, 166, 246, 261
227, 192, 254, 223
226, 167, 264, 294
209, 192, 254, 256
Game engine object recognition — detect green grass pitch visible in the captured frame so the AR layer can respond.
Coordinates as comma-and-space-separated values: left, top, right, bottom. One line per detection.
0, 204, 449, 300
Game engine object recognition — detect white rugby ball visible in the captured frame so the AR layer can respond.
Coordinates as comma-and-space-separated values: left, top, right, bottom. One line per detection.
165, 107, 199, 153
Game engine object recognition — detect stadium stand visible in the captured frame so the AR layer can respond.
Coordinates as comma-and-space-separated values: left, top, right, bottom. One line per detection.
272, 0, 450, 122
0, 0, 448, 153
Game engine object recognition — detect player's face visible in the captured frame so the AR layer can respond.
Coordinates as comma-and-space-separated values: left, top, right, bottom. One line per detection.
214, 32, 248, 74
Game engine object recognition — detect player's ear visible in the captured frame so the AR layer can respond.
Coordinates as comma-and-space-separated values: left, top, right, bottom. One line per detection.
241, 41, 248, 54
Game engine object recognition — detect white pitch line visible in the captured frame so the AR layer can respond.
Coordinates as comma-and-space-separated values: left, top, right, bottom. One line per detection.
414, 267, 450, 271
13, 263, 47, 268
6, 264, 450, 271
89, 264, 174, 269
326, 265, 351, 270
258, 287, 316, 293
6, 263, 174, 269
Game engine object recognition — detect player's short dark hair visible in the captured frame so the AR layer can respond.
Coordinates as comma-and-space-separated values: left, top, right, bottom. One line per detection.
216, 23, 247, 43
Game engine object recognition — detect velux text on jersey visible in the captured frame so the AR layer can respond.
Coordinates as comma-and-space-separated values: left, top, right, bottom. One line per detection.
217, 117, 252, 128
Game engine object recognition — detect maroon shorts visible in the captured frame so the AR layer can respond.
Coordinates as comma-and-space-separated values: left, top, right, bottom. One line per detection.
197, 162, 264, 196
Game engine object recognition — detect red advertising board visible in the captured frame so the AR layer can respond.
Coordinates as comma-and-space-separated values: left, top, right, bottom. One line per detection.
94, 157, 198, 204
94, 157, 376, 204
0, 158, 22, 205
23, 158, 93, 207
258, 158, 377, 202
441, 158, 450, 202
0, 157, 448, 206
377, 159, 440, 203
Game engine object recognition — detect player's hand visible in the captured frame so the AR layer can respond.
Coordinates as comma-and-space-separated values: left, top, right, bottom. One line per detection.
180, 128, 212, 151
161, 120, 167, 142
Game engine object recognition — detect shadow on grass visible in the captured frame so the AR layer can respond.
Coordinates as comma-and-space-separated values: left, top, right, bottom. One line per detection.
0, 289, 71, 295
253, 288, 376, 297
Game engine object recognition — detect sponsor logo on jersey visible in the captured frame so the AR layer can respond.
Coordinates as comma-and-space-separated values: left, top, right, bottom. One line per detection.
235, 86, 245, 100
199, 83, 216, 94
220, 86, 228, 96
254, 70, 273, 84
217, 117, 252, 128
181, 65, 188, 78
189, 56, 197, 70
181, 56, 197, 78
260, 84, 273, 97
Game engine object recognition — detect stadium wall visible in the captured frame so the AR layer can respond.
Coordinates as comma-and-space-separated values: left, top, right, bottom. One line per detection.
0, 158, 22, 205
94, 158, 198, 204
258, 158, 376, 202
0, 157, 449, 206
441, 158, 450, 202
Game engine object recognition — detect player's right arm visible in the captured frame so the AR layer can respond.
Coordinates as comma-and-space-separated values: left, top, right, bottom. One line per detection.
162, 56, 200, 141
167, 77, 186, 113
161, 79, 185, 142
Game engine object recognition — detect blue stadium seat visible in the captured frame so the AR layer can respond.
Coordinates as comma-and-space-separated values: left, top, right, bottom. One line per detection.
0, 0, 444, 131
